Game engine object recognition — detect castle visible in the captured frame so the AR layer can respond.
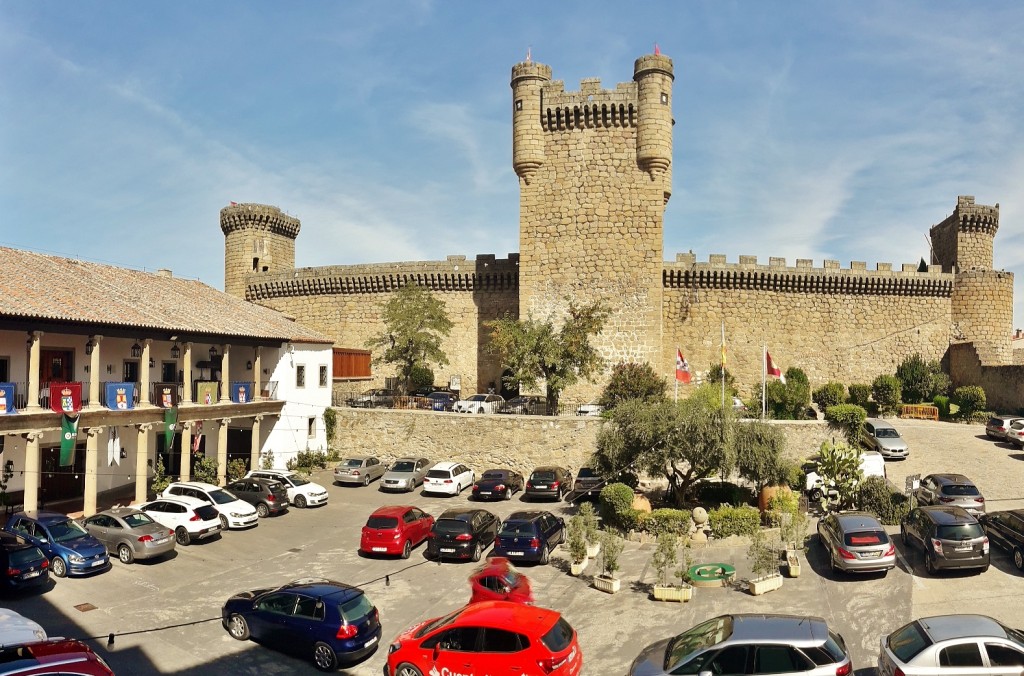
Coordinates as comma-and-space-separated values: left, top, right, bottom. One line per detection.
221, 52, 1021, 409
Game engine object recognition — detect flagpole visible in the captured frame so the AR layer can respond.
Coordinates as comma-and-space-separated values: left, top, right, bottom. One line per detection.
762, 344, 767, 420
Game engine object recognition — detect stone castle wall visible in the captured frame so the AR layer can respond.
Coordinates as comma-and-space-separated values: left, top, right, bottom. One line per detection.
949, 342, 1024, 413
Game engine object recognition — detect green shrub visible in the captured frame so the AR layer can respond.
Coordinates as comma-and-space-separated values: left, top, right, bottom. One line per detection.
695, 481, 755, 507
812, 382, 846, 410
259, 449, 275, 470
643, 508, 692, 537
872, 375, 903, 416
287, 450, 329, 473
151, 456, 171, 496
409, 364, 435, 392
896, 353, 949, 404
933, 395, 951, 418
226, 458, 247, 482
599, 483, 637, 531
193, 456, 219, 484
848, 384, 871, 407
780, 460, 805, 492
824, 404, 868, 445
952, 386, 987, 420
598, 361, 668, 411
857, 476, 912, 525
708, 505, 760, 538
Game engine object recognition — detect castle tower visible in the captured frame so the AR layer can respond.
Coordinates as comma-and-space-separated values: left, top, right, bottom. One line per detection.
929, 195, 999, 272
513, 53, 673, 394
221, 203, 301, 298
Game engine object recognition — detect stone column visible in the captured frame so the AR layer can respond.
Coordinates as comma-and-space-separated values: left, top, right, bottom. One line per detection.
140, 339, 152, 406
84, 426, 104, 517
216, 419, 231, 486
219, 344, 231, 403
135, 423, 153, 504
88, 335, 103, 409
26, 331, 43, 410
179, 422, 193, 483
254, 347, 263, 401
183, 342, 194, 405
22, 432, 42, 511
250, 414, 263, 471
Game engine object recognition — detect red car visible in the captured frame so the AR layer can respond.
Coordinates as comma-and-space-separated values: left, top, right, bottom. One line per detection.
387, 601, 581, 676
360, 506, 434, 559
0, 639, 114, 675
468, 557, 534, 604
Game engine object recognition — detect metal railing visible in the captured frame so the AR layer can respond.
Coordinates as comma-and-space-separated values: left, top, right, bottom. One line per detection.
339, 396, 605, 418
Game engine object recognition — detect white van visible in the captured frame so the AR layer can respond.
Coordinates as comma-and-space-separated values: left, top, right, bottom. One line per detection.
805, 451, 886, 501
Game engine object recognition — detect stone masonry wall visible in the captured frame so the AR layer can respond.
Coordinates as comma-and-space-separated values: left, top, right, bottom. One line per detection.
951, 269, 1014, 365
949, 342, 1024, 413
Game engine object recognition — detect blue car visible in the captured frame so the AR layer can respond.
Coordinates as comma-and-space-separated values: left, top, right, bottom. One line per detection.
222, 578, 382, 671
492, 510, 565, 565
3, 511, 110, 578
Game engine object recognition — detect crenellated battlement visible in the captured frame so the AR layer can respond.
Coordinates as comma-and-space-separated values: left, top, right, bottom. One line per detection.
929, 195, 999, 272
220, 203, 301, 238
539, 80, 639, 131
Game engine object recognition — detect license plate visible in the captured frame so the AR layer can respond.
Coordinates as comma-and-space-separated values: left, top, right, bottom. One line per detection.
864, 551, 881, 558
534, 485, 547, 489
371, 547, 388, 552
479, 491, 491, 495
154, 536, 170, 545
440, 548, 456, 553
508, 551, 524, 556
364, 635, 378, 648
956, 545, 972, 551
23, 570, 42, 579
91, 559, 106, 567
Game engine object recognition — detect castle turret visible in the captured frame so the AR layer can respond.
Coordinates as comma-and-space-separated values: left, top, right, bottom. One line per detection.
633, 54, 675, 203
510, 61, 552, 184
929, 195, 999, 272
221, 203, 301, 298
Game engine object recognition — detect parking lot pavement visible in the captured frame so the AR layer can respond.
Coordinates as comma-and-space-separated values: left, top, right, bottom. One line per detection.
4, 420, 1024, 675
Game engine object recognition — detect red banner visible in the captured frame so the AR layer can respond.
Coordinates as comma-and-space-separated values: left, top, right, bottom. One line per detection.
49, 382, 82, 414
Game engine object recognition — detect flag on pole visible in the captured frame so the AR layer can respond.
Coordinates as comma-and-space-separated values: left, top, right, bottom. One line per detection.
766, 351, 786, 384
675, 348, 691, 384
107, 427, 119, 467
59, 414, 79, 467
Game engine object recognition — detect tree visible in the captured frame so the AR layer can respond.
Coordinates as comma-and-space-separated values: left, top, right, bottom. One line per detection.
815, 441, 863, 509
597, 361, 668, 411
486, 300, 610, 411
824, 403, 868, 445
734, 421, 788, 493
812, 382, 846, 410
952, 385, 987, 420
895, 353, 949, 404
762, 367, 811, 419
872, 374, 903, 416
706, 363, 737, 397
365, 284, 453, 394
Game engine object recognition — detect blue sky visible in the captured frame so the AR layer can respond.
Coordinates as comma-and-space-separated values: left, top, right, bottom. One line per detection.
4, 2, 1024, 325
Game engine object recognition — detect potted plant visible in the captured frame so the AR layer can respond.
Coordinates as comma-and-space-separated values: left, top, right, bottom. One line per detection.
566, 517, 588, 576
747, 529, 783, 595
770, 492, 807, 578
651, 532, 692, 602
579, 502, 601, 559
594, 530, 623, 594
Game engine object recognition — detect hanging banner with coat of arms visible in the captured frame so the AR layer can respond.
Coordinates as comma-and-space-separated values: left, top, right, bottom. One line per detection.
104, 382, 136, 410
49, 382, 82, 414
230, 382, 252, 403
196, 381, 218, 405
59, 414, 79, 467
0, 383, 16, 414
154, 382, 178, 408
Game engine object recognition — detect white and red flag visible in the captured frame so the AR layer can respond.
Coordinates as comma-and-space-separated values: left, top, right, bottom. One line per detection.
675, 348, 691, 384
766, 351, 786, 384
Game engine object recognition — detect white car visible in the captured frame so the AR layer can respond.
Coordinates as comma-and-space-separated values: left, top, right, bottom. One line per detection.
0, 609, 46, 646
1007, 420, 1024, 447
453, 393, 504, 414
879, 614, 1024, 676
577, 401, 604, 417
245, 469, 329, 508
422, 461, 475, 496
162, 481, 259, 530
135, 495, 223, 545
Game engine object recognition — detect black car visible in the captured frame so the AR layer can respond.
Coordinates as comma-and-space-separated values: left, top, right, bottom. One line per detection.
572, 467, 604, 499
497, 395, 547, 415
0, 532, 49, 593
222, 578, 382, 671
427, 391, 458, 412
425, 508, 498, 562
980, 509, 1024, 571
471, 469, 525, 501
901, 505, 990, 574
492, 510, 565, 565
525, 466, 573, 501
226, 477, 290, 518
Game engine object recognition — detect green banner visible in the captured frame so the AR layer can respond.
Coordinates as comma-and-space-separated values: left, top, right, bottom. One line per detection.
164, 407, 178, 448
59, 414, 79, 467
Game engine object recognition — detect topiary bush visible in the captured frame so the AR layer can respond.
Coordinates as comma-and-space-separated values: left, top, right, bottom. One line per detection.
857, 476, 911, 525
599, 483, 640, 532
708, 505, 760, 538
872, 375, 903, 416
695, 481, 755, 507
812, 382, 846, 410
933, 395, 950, 419
848, 383, 871, 408
952, 385, 987, 421
643, 508, 692, 537
824, 404, 868, 445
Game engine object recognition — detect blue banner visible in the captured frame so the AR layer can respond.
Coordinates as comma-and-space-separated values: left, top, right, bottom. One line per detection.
230, 381, 252, 403
104, 382, 136, 410
0, 383, 16, 414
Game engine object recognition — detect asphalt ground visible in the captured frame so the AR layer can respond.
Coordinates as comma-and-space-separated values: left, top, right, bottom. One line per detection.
4, 418, 1024, 675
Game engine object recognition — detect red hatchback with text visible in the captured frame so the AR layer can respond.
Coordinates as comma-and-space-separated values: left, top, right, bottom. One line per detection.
386, 601, 581, 676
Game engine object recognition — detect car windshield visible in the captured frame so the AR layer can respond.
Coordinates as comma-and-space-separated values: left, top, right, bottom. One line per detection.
339, 593, 374, 623
941, 484, 980, 497
540, 617, 575, 653
287, 475, 309, 487
499, 521, 536, 537
667, 617, 732, 668
426, 470, 451, 479
366, 516, 399, 529
49, 519, 89, 543
577, 468, 597, 478
343, 459, 364, 468
937, 523, 985, 539
468, 395, 487, 402
415, 607, 466, 639
887, 621, 932, 662
392, 461, 416, 472
875, 428, 900, 438
482, 472, 506, 480
434, 519, 470, 535
531, 471, 556, 481
10, 548, 43, 566
195, 505, 220, 521
209, 489, 238, 505
122, 513, 156, 528
844, 530, 888, 547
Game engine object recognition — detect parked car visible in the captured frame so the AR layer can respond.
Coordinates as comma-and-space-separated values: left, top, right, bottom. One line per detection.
81, 507, 175, 564
380, 457, 432, 492
1006, 419, 1024, 447
3, 511, 110, 578
136, 495, 223, 546
498, 395, 547, 415
349, 388, 397, 408
986, 415, 1024, 441
226, 477, 290, 517
333, 456, 387, 487
427, 391, 458, 411
0, 608, 47, 645
163, 481, 259, 530
576, 401, 604, 417
222, 579, 382, 671
386, 601, 582, 676
493, 511, 565, 565
861, 418, 909, 458
472, 469, 525, 501
468, 557, 534, 604
979, 509, 1024, 571
816, 511, 896, 575
878, 614, 1024, 676
525, 466, 573, 501
572, 467, 604, 499
453, 393, 505, 414
628, 613, 852, 676
913, 473, 985, 515
901, 505, 990, 574
246, 468, 329, 507
0, 639, 114, 675
423, 461, 475, 496
425, 507, 498, 562
360, 506, 435, 559
0, 532, 49, 593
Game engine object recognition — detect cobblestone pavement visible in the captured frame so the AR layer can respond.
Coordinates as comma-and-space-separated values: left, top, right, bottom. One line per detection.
3, 419, 1022, 675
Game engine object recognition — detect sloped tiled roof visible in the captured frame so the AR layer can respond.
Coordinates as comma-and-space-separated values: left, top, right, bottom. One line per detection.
0, 247, 332, 344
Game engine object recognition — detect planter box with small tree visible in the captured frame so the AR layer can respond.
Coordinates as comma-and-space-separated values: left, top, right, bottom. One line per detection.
594, 530, 623, 594
651, 532, 693, 602
769, 491, 807, 578
579, 502, 601, 559
747, 529, 783, 595
566, 515, 589, 576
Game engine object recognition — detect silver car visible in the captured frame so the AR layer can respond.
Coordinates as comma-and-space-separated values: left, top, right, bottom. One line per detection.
861, 418, 909, 458
82, 507, 175, 564
879, 614, 1024, 676
914, 473, 986, 515
629, 614, 852, 676
379, 457, 432, 492
333, 455, 387, 486
817, 511, 896, 575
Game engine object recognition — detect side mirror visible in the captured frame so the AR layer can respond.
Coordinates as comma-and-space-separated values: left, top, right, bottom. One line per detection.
559, 518, 565, 528
433, 645, 441, 661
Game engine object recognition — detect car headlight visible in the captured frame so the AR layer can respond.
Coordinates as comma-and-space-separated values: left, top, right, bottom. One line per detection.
388, 641, 401, 654
68, 554, 85, 563
230, 512, 246, 518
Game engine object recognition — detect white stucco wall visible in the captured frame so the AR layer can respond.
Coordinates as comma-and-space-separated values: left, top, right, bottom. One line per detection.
262, 342, 333, 468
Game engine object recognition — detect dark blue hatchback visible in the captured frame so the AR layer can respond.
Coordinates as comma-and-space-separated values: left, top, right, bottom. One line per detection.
3, 511, 110, 578
492, 510, 565, 565
222, 578, 382, 671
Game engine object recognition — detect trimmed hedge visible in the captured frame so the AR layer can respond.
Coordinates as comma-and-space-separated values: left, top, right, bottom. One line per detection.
812, 382, 846, 410
824, 403, 868, 445
857, 476, 911, 525
848, 383, 871, 408
642, 508, 692, 537
695, 481, 755, 507
952, 386, 986, 420
708, 505, 760, 538
933, 395, 950, 418
599, 483, 638, 531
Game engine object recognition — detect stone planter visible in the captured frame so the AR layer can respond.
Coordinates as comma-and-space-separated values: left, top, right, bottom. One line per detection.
748, 573, 784, 596
570, 559, 588, 576
785, 551, 801, 578
586, 542, 601, 559
593, 574, 621, 594
652, 584, 693, 602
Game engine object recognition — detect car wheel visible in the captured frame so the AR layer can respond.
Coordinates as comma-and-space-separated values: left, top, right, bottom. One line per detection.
175, 527, 191, 546
256, 503, 270, 518
396, 664, 424, 676
227, 614, 250, 640
457, 481, 464, 495
363, 475, 371, 487
50, 556, 67, 578
295, 495, 307, 508
401, 540, 412, 559
471, 542, 482, 562
219, 514, 229, 530
117, 544, 134, 565
312, 642, 338, 672
1014, 548, 1024, 571
539, 545, 550, 565
979, 564, 990, 574
925, 555, 937, 575
809, 488, 823, 502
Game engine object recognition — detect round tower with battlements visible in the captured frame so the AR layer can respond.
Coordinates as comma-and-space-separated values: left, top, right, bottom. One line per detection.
221, 203, 301, 298
634, 53, 675, 204
511, 61, 553, 185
